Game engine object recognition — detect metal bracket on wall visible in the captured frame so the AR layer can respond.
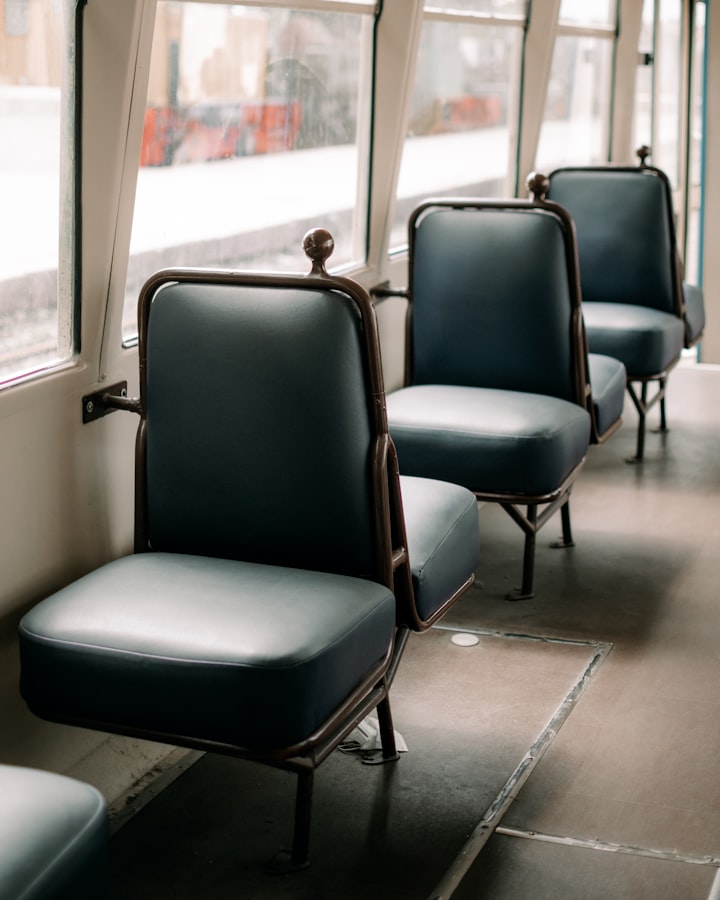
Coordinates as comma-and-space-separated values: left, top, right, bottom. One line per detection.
82, 381, 140, 423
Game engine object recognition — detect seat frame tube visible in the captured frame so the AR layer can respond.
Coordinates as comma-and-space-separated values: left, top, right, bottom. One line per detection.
626, 375, 670, 462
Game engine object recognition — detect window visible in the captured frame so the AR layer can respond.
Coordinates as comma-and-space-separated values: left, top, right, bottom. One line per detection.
535, 2, 617, 173
633, 0, 683, 187
427, 0, 525, 12
123, 2, 374, 337
633, 1, 702, 308
633, 0, 654, 153
654, 0, 683, 187
0, 0, 74, 382
685, 0, 706, 285
558, 0, 615, 28
391, 3, 527, 249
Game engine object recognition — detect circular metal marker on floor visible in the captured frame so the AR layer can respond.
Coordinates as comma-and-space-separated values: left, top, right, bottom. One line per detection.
450, 633, 480, 647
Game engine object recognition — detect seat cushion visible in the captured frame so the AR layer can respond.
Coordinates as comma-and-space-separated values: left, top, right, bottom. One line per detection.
0, 765, 106, 900
387, 385, 591, 498
587, 353, 626, 441
583, 302, 684, 378
683, 281, 705, 345
19, 554, 396, 750
399, 476, 479, 624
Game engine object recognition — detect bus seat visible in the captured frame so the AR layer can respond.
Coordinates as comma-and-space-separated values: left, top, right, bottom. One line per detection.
378, 182, 625, 601
0, 764, 107, 899
546, 146, 704, 461
18, 229, 479, 874
588, 352, 628, 441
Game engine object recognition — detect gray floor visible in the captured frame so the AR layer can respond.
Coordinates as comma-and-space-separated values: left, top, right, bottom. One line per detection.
107, 361, 720, 899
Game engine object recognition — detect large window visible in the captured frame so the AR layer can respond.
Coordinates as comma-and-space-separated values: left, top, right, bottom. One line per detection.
655, 0, 683, 186
391, 3, 527, 249
123, 2, 374, 336
535, 1, 616, 173
634, 1, 702, 296
557, 0, 615, 27
633, 0, 654, 152
426, 0, 525, 11
685, 0, 705, 286
0, 0, 74, 382
633, 0, 683, 186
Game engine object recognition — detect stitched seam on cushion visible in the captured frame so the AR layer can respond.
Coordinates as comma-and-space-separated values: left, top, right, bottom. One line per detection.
413, 497, 477, 578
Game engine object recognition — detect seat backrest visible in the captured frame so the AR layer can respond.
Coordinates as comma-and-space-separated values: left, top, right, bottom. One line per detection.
546, 165, 682, 317
408, 199, 587, 405
135, 234, 394, 582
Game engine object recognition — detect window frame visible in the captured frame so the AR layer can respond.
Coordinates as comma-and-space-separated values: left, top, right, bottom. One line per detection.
0, 0, 80, 388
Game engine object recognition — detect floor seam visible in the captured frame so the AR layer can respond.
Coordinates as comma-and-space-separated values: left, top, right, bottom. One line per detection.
427, 625, 613, 900
495, 824, 720, 867
433, 621, 611, 650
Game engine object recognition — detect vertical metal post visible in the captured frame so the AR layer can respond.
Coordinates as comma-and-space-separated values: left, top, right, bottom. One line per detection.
518, 505, 537, 600
290, 769, 314, 870
375, 695, 400, 762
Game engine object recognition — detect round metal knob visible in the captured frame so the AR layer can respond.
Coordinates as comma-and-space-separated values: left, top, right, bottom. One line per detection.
303, 228, 334, 275
636, 144, 651, 166
526, 171, 549, 201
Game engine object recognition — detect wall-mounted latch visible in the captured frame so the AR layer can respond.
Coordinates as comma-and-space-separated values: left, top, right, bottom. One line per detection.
82, 381, 140, 423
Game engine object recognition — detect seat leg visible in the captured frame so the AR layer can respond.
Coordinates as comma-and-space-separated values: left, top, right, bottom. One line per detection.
627, 375, 670, 462
291, 769, 314, 869
659, 378, 668, 431
507, 505, 536, 601
634, 415, 646, 462
629, 381, 648, 463
375, 696, 400, 762
361, 695, 401, 766
267, 769, 313, 874
550, 498, 574, 549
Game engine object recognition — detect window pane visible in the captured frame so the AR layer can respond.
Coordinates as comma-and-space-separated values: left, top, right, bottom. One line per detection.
426, 0, 527, 14
654, 0, 682, 187
633, 0, 654, 151
1, 0, 73, 382
392, 20, 523, 247
536, 35, 613, 172
634, 62, 653, 153
558, 0, 616, 27
685, 1, 705, 285
124, 3, 372, 337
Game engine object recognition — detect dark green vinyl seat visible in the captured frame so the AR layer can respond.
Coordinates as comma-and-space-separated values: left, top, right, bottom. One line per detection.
547, 147, 705, 460
0, 764, 107, 900
381, 187, 625, 600
18, 230, 479, 873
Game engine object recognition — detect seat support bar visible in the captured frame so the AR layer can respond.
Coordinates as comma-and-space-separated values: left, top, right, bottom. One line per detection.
499, 489, 574, 601
375, 696, 400, 763
626, 376, 669, 462
292, 769, 314, 869
267, 769, 314, 874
